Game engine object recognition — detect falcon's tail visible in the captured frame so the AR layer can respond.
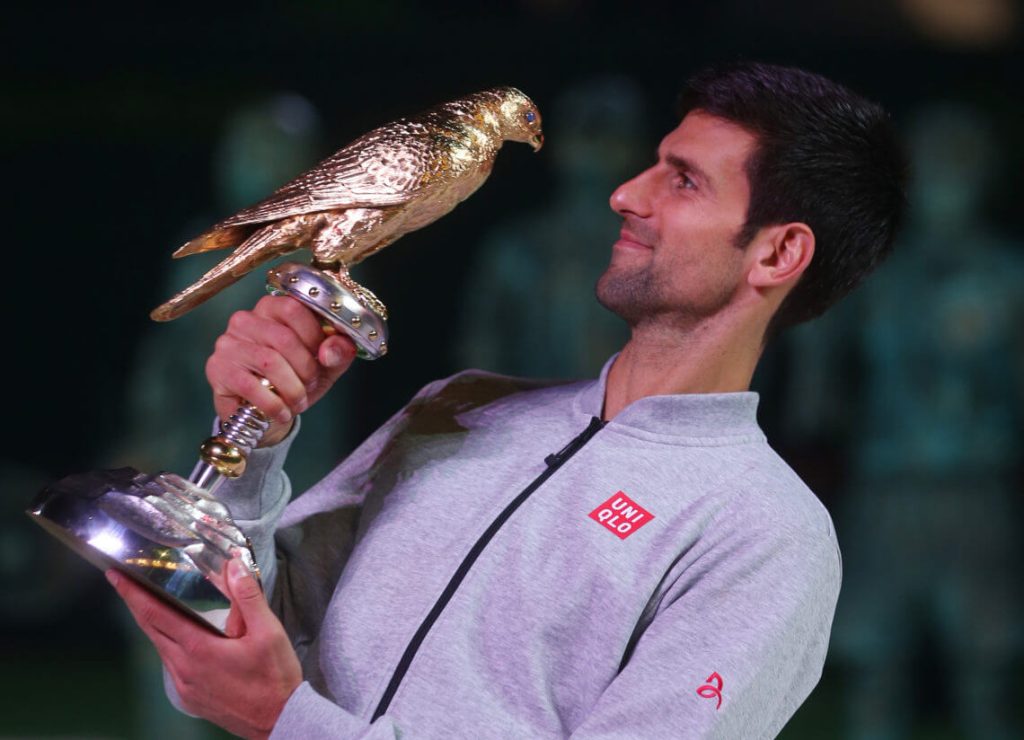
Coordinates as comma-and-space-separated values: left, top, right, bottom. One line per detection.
172, 224, 259, 258
150, 219, 309, 322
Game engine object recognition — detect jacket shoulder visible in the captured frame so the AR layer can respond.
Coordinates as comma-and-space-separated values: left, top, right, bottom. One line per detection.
410, 368, 584, 418
723, 445, 839, 558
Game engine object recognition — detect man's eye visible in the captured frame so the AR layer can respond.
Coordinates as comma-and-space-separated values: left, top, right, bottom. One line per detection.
675, 173, 697, 191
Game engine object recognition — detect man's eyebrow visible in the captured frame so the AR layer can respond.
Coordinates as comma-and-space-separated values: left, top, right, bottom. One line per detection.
663, 153, 715, 191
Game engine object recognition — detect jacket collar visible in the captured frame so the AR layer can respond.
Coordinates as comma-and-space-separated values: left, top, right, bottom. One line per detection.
573, 354, 764, 443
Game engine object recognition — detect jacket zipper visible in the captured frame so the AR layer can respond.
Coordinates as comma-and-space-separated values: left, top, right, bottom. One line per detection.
371, 415, 607, 720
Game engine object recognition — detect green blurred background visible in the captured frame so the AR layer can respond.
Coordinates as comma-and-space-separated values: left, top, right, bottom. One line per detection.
4, 1, 1022, 737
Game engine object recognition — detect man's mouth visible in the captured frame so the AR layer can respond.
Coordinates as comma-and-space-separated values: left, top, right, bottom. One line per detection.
615, 226, 653, 251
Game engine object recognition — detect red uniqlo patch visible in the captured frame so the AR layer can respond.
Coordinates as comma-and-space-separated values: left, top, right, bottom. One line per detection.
589, 491, 654, 539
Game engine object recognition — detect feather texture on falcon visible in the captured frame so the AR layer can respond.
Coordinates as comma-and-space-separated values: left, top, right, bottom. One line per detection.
151, 87, 543, 322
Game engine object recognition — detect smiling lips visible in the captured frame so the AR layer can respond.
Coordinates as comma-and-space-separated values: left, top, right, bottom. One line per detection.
615, 225, 654, 251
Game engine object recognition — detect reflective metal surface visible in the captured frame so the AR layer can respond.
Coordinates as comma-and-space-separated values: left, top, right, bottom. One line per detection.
30, 88, 543, 637
267, 262, 389, 360
27, 468, 259, 634
28, 260, 383, 634
194, 390, 273, 493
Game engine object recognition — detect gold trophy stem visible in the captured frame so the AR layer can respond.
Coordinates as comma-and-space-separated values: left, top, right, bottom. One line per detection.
191, 261, 392, 495
192, 397, 272, 495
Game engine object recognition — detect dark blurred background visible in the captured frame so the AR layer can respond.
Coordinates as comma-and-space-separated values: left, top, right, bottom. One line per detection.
3, 1, 1022, 737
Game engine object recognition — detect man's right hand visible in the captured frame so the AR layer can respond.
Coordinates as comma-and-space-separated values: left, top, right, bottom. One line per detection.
205, 295, 358, 447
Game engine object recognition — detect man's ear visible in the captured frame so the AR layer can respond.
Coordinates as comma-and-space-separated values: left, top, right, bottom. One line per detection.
746, 222, 815, 289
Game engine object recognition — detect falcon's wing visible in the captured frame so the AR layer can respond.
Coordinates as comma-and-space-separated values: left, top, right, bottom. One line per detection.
220, 121, 443, 228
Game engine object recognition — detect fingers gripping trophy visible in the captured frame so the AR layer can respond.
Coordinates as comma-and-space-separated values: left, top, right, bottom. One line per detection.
28, 88, 544, 633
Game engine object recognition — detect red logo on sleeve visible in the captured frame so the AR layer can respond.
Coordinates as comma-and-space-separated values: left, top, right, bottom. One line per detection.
697, 672, 724, 709
588, 492, 653, 539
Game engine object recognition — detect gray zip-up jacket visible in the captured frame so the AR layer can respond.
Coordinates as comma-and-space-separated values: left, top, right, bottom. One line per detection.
202, 361, 841, 738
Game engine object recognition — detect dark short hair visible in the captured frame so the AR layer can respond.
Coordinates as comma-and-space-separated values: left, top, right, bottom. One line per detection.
677, 62, 909, 337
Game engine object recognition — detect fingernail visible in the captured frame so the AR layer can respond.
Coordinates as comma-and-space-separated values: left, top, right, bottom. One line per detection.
229, 557, 247, 583
277, 409, 292, 424
105, 570, 119, 587
323, 347, 342, 367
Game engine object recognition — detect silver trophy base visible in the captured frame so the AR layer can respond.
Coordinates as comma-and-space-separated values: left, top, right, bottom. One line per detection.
27, 468, 258, 634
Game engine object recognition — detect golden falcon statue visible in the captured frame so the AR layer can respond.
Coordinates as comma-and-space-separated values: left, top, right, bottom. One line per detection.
28, 89, 543, 634
151, 87, 543, 323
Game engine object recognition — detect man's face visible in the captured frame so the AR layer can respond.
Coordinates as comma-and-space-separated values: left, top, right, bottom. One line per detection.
596, 110, 758, 327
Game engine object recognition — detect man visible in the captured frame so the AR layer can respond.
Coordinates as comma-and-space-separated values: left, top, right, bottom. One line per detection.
109, 62, 907, 738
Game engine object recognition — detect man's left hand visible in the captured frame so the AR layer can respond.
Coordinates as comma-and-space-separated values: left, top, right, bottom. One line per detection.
107, 557, 302, 740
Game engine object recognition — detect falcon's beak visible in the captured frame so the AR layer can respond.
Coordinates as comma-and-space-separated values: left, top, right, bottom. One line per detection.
530, 133, 544, 152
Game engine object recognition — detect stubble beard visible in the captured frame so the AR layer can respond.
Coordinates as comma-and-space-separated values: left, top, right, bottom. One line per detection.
596, 218, 666, 325
595, 255, 743, 331
595, 262, 660, 326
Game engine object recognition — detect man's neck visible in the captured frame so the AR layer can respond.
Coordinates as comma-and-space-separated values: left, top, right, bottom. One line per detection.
602, 317, 765, 420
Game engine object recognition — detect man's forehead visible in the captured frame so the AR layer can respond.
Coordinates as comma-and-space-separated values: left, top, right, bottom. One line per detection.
657, 111, 758, 176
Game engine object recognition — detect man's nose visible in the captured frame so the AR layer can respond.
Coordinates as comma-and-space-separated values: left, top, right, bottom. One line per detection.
610, 170, 652, 218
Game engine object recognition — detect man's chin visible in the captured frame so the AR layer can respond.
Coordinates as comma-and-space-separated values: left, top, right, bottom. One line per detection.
595, 269, 655, 324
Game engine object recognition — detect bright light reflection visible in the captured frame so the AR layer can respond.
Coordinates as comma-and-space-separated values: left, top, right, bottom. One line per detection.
88, 530, 125, 557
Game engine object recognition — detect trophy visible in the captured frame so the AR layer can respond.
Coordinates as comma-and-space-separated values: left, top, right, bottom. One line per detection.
28, 87, 543, 634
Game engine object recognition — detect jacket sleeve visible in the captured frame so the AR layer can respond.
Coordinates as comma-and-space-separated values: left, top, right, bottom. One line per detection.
207, 417, 301, 595
266, 517, 841, 739
161, 417, 299, 717
164, 378, 450, 723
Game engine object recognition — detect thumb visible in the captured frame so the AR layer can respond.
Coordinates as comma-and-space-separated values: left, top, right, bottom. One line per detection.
226, 556, 271, 634
318, 334, 357, 377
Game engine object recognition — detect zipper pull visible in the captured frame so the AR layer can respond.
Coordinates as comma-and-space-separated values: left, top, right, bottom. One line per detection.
544, 416, 606, 468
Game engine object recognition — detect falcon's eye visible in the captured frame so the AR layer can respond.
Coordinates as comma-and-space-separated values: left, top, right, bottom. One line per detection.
525, 111, 536, 123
